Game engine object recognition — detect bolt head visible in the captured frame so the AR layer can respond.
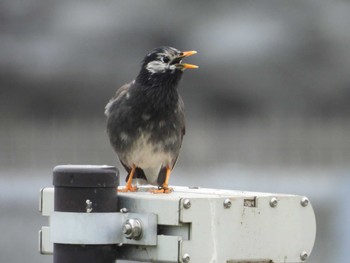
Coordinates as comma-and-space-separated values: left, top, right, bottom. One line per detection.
122, 223, 132, 235
270, 197, 278, 207
223, 198, 232, 208
300, 251, 308, 261
301, 197, 309, 207
183, 199, 191, 209
182, 253, 190, 263
123, 219, 142, 240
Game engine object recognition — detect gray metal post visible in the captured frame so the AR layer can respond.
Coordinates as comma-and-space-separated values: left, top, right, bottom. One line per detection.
52, 165, 119, 263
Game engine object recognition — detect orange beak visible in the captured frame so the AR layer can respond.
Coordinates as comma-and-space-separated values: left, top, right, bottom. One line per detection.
181, 50, 197, 57
177, 50, 198, 69
181, 63, 199, 69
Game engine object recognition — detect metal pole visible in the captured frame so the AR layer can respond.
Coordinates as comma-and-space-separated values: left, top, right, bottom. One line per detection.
53, 165, 119, 263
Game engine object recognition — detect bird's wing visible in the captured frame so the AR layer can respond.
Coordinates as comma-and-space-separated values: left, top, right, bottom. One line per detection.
178, 96, 186, 139
157, 96, 186, 186
173, 95, 186, 167
105, 81, 138, 181
104, 82, 132, 116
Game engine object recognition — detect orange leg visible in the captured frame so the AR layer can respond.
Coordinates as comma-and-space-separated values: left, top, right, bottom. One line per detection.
151, 166, 173, 194
118, 164, 138, 192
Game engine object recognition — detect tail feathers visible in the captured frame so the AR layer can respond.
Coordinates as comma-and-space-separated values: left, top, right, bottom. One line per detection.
157, 167, 167, 186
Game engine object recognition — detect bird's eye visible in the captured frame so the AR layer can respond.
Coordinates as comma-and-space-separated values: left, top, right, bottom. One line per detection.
161, 56, 170, 63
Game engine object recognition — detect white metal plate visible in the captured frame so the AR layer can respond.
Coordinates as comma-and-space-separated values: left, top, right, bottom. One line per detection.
179, 194, 316, 263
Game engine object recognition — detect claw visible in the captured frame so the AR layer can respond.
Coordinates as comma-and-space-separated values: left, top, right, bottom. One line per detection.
118, 185, 138, 192
150, 186, 173, 194
118, 164, 138, 192
150, 166, 173, 194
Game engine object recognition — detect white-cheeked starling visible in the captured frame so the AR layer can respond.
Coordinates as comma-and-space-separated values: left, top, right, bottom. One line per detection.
105, 46, 198, 193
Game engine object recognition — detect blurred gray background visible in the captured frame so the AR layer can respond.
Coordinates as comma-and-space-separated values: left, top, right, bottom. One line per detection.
1, 0, 349, 262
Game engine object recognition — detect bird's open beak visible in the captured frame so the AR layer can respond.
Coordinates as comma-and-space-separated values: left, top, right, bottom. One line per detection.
175, 50, 198, 70
181, 50, 197, 57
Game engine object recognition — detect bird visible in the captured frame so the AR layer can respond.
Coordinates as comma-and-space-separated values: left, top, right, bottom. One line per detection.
105, 46, 198, 193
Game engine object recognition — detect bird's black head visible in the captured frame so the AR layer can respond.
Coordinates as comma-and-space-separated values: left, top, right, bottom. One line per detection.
136, 46, 198, 88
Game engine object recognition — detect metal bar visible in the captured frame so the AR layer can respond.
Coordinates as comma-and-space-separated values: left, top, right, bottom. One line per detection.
50, 211, 157, 245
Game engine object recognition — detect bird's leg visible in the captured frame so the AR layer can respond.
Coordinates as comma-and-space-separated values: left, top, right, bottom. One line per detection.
162, 166, 171, 189
118, 164, 138, 192
151, 166, 173, 194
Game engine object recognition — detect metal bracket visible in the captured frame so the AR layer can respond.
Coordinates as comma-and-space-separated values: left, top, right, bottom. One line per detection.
51, 211, 157, 245
40, 186, 316, 262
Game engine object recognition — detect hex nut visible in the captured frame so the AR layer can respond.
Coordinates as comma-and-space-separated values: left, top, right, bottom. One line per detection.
123, 218, 142, 240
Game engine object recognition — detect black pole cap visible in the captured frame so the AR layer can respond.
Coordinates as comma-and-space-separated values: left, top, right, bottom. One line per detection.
52, 165, 119, 263
53, 165, 119, 188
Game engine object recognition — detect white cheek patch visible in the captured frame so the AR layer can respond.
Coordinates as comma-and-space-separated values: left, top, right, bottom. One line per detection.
146, 61, 167, 74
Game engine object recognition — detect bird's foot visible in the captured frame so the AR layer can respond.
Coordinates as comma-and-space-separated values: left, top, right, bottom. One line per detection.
150, 185, 173, 194
118, 185, 138, 192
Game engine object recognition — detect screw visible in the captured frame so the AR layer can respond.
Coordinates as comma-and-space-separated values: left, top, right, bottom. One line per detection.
270, 197, 278, 208
300, 251, 308, 261
301, 197, 309, 207
223, 198, 232, 208
86, 200, 93, 213
183, 199, 191, 209
123, 219, 142, 240
182, 253, 190, 263
120, 207, 128, 213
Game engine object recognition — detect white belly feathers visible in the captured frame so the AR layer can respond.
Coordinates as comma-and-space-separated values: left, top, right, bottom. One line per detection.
123, 132, 173, 185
